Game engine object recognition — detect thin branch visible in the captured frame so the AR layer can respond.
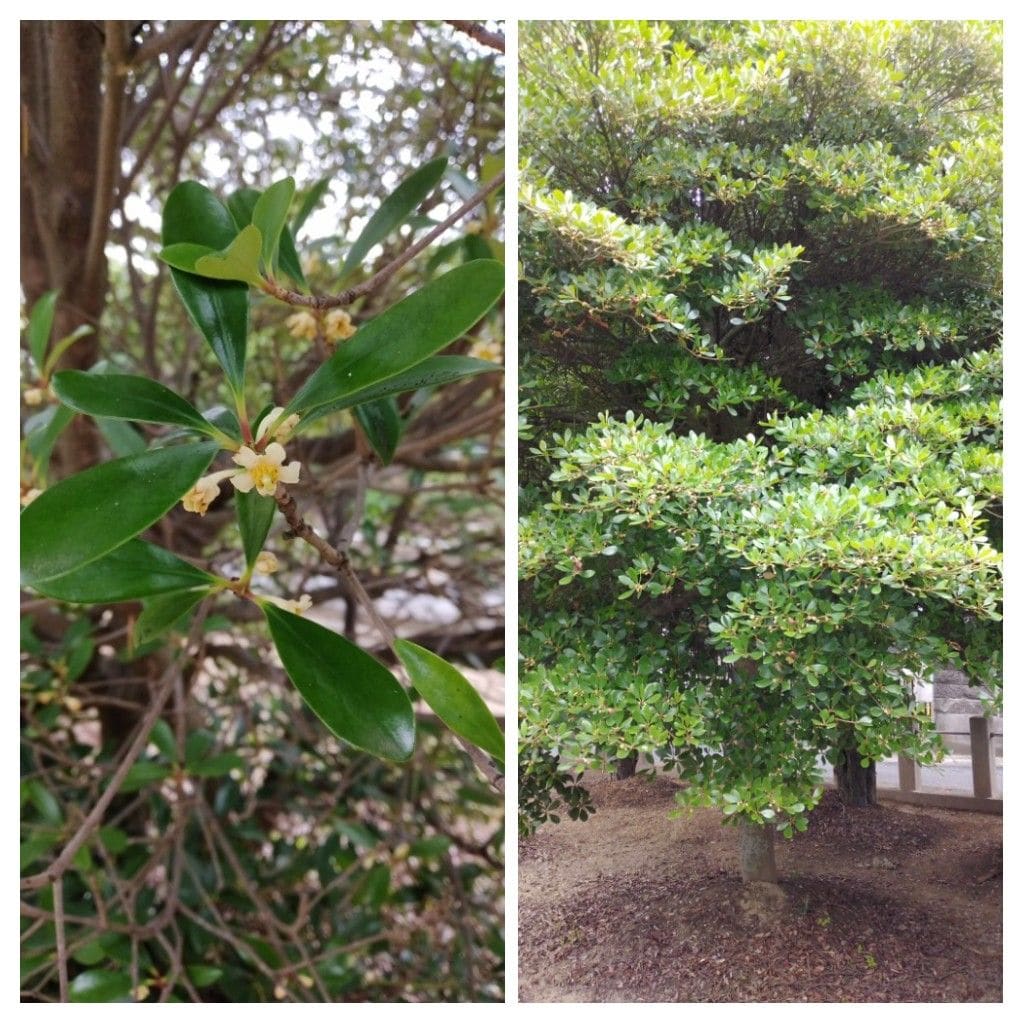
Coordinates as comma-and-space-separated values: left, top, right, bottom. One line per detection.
445, 20, 505, 54
262, 171, 505, 310
130, 20, 211, 67
21, 607, 209, 892
53, 879, 69, 1002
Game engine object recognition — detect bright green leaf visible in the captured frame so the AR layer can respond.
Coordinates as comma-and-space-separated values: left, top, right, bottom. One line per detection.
236, 490, 276, 570
194, 224, 264, 286
395, 639, 504, 765
69, 969, 133, 1003
135, 590, 206, 645
252, 176, 295, 270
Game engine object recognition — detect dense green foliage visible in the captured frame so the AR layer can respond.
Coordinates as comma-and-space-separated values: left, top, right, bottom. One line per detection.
519, 21, 1001, 839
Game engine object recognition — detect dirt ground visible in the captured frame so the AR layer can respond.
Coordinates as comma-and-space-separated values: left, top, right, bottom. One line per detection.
518, 771, 1002, 1003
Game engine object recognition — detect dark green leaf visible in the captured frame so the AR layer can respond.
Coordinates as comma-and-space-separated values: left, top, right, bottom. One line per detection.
135, 590, 206, 645
395, 639, 504, 765
52, 372, 214, 433
277, 223, 307, 288
27, 289, 58, 373
27, 779, 63, 826
21, 442, 219, 586
236, 490, 277, 569
302, 356, 500, 425
353, 863, 391, 909
25, 403, 75, 470
186, 965, 224, 987
69, 969, 133, 1003
464, 234, 492, 261
341, 156, 448, 278
355, 397, 402, 465
96, 417, 146, 457
119, 762, 170, 793
188, 752, 244, 778
226, 187, 259, 232
292, 176, 331, 235
30, 538, 215, 603
252, 176, 295, 270
162, 182, 250, 391
263, 604, 415, 761
286, 261, 503, 415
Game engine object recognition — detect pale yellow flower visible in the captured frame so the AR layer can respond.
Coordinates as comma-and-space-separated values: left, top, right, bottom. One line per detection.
23, 387, 46, 407
181, 469, 237, 516
256, 407, 301, 445
255, 550, 279, 574
468, 338, 503, 364
231, 443, 301, 497
324, 309, 357, 342
264, 593, 313, 616
286, 310, 318, 340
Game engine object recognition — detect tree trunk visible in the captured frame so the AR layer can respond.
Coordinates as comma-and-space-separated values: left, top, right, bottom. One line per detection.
738, 818, 778, 883
614, 751, 638, 780
833, 747, 877, 807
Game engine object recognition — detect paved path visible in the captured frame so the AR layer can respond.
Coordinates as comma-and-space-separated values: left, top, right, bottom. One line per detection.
819, 755, 1002, 797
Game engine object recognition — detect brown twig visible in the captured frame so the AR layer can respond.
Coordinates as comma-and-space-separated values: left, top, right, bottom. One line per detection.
446, 20, 505, 54
261, 171, 505, 310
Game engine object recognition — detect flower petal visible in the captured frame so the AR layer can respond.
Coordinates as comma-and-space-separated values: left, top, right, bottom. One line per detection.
231, 471, 255, 493
279, 461, 302, 484
233, 445, 259, 468
264, 442, 286, 465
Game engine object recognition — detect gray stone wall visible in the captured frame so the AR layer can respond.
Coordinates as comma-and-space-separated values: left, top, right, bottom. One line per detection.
933, 668, 1003, 756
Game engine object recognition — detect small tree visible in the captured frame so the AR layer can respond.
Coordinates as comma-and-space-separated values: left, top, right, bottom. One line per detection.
519, 20, 1001, 882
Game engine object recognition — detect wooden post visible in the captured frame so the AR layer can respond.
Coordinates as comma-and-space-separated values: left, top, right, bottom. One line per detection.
897, 753, 920, 793
970, 716, 995, 799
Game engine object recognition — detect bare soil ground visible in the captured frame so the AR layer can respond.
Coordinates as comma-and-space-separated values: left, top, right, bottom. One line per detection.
519, 771, 1002, 1003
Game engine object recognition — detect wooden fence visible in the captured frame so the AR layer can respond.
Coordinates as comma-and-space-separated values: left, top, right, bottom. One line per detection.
881, 716, 1002, 815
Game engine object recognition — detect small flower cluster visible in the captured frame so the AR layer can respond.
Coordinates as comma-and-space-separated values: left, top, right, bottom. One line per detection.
181, 407, 302, 516
285, 309, 357, 343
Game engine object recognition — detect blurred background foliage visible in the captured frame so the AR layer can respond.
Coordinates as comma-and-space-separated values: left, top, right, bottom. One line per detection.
21, 20, 504, 1002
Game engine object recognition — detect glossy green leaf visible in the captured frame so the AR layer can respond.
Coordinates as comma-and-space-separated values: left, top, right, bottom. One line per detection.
395, 639, 504, 765
277, 223, 306, 287
148, 719, 177, 760
302, 356, 501, 425
21, 442, 218, 586
355, 398, 402, 465
29, 538, 215, 603
252, 176, 295, 270
286, 260, 503, 415
25, 403, 75, 473
263, 604, 415, 761
52, 372, 215, 433
292, 176, 331, 235
194, 224, 263, 286
27, 289, 58, 373
341, 156, 448, 278
464, 234, 493, 261
237, 490, 277, 569
162, 182, 249, 391
134, 590, 207, 645
226, 187, 259, 232
69, 969, 133, 1003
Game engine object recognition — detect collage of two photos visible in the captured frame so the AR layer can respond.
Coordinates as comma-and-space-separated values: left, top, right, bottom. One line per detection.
20, 18, 1003, 1005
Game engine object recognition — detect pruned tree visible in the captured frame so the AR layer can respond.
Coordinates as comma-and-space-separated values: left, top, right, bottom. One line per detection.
518, 20, 1001, 883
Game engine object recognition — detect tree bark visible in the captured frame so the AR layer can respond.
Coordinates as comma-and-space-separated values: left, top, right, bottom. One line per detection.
738, 818, 778, 883
614, 751, 638, 780
833, 746, 877, 807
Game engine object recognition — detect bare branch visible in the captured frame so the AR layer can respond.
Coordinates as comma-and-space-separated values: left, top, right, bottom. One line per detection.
446, 20, 505, 54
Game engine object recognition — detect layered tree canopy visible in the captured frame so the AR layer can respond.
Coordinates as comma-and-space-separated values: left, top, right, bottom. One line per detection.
519, 21, 1002, 843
